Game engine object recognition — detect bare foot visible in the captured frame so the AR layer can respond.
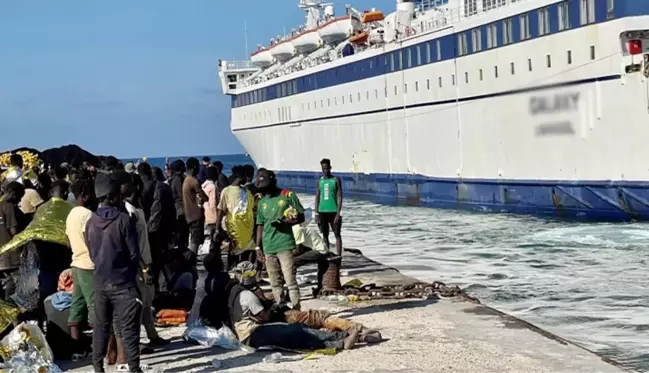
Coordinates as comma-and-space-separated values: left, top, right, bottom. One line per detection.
343, 327, 360, 350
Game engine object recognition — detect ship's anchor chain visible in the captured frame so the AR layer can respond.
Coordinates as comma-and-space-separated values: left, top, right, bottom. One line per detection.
318, 281, 481, 304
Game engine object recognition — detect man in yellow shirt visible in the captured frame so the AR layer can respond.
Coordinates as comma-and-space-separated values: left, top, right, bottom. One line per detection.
65, 180, 97, 346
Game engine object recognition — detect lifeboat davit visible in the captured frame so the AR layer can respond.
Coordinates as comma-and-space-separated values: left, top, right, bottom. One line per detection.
270, 41, 295, 62
349, 31, 369, 44
292, 30, 322, 54
362, 11, 384, 23
318, 15, 362, 45
250, 49, 273, 68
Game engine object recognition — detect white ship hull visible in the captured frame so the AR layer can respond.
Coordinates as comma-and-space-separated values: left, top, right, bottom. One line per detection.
225, 0, 649, 220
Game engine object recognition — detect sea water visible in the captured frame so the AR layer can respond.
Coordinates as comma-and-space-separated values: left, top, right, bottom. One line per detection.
146, 154, 648, 371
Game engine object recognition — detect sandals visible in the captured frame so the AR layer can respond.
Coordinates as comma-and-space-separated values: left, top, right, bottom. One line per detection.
116, 363, 150, 372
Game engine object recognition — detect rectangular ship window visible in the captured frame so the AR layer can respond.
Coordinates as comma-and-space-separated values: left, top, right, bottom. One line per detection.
438, 76, 442, 87
558, 1, 571, 31
547, 54, 552, 67
407, 48, 412, 68
607, 0, 614, 18
520, 13, 531, 40
528, 58, 532, 71
503, 18, 513, 45
510, 62, 515, 75
427, 79, 430, 89
580, 0, 595, 25
415, 81, 419, 92
472, 28, 482, 52
436, 40, 441, 60
479, 69, 483, 81
590, 45, 596, 60
404, 84, 408, 94
452, 74, 455, 85
417, 45, 422, 65
487, 23, 498, 49
465, 72, 469, 83
426, 43, 432, 63
567, 50, 572, 64
538, 7, 550, 35
495, 66, 499, 78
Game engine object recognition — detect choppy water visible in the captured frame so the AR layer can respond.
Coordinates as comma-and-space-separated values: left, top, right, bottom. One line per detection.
298, 194, 649, 372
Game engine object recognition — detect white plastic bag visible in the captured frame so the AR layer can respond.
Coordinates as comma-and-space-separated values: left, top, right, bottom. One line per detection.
183, 321, 250, 351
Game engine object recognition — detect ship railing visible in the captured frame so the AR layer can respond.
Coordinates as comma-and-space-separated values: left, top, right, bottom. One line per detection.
223, 60, 257, 71
406, 0, 533, 40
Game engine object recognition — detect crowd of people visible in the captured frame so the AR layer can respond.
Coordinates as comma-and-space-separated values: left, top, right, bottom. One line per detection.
0, 152, 375, 372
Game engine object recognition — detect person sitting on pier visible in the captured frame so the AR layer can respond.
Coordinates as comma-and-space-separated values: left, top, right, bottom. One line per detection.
231, 260, 380, 343
198, 255, 361, 352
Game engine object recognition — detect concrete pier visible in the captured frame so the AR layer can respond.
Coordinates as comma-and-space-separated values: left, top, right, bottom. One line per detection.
64, 251, 633, 372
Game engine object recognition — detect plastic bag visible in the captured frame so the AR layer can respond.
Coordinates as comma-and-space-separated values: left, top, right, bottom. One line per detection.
10, 243, 40, 311
182, 320, 251, 351
0, 322, 60, 373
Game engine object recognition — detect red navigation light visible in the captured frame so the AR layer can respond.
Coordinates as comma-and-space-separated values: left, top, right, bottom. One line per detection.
628, 39, 643, 55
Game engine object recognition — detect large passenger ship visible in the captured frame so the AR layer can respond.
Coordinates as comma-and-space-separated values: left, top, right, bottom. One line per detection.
218, 0, 649, 220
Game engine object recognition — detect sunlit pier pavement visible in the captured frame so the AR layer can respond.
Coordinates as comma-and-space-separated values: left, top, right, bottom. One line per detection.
63, 250, 633, 373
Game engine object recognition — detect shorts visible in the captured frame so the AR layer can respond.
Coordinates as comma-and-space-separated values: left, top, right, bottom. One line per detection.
317, 212, 342, 235
188, 219, 205, 247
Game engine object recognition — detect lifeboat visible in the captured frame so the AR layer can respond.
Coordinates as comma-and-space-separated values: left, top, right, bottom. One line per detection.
318, 15, 362, 45
269, 40, 295, 62
292, 30, 322, 54
250, 48, 273, 68
362, 11, 384, 23
349, 31, 369, 44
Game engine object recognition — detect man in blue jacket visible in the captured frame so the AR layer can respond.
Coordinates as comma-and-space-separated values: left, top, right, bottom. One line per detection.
86, 173, 142, 373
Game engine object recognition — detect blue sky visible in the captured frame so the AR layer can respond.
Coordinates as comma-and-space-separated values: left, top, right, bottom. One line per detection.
0, 0, 394, 158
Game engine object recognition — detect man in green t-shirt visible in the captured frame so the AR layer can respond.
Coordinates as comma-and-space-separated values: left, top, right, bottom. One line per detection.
254, 169, 304, 308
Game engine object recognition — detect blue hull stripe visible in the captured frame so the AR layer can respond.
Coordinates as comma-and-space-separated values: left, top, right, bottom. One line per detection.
276, 170, 649, 221
233, 74, 621, 132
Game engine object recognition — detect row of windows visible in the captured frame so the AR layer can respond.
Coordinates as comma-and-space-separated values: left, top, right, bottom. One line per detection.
234, 0, 617, 108
459, 0, 599, 55
240, 46, 598, 123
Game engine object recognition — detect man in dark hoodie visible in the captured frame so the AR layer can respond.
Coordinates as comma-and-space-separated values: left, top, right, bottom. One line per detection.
168, 160, 188, 251
86, 173, 142, 373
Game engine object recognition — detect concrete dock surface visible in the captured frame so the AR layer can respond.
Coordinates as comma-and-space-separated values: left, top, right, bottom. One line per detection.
63, 251, 633, 373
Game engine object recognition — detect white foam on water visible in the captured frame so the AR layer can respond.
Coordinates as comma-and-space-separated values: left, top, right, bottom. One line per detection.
298, 194, 649, 371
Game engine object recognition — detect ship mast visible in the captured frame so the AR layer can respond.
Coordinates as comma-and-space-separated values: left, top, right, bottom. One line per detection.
298, 0, 329, 29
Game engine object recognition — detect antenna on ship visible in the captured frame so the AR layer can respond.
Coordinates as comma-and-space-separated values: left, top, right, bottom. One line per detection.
244, 20, 249, 57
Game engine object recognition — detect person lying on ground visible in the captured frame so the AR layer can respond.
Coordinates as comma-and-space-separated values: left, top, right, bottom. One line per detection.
204, 258, 360, 352
231, 261, 381, 343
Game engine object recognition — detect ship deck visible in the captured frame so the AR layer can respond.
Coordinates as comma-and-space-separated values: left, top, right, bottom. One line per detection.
62, 251, 633, 373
